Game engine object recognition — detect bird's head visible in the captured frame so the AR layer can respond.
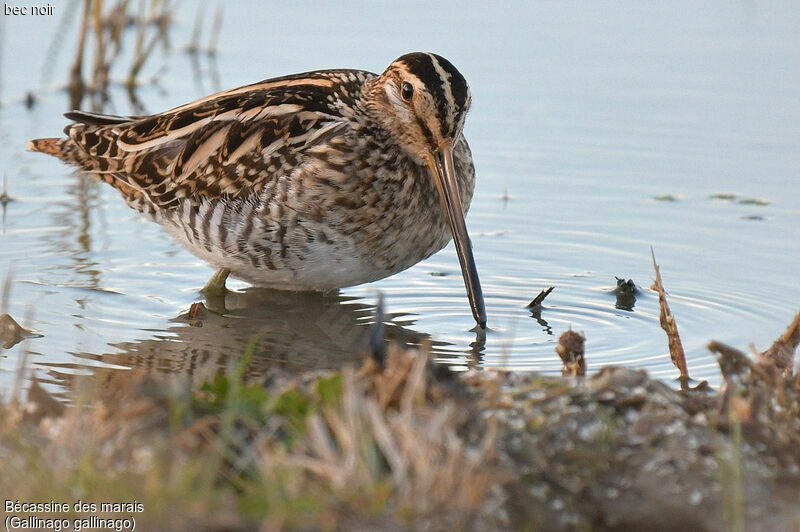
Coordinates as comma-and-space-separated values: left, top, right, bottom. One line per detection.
369, 52, 472, 165
368, 52, 485, 328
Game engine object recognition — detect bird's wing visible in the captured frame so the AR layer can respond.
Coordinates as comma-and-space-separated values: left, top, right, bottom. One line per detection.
61, 70, 370, 210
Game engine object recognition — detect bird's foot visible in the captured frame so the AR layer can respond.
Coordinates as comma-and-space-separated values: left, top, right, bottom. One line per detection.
201, 268, 230, 298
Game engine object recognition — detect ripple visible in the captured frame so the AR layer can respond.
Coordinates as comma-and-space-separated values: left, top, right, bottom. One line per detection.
4, 15, 800, 394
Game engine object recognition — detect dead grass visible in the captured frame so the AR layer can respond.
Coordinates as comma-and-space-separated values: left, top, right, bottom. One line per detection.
0, 344, 503, 531
64, 0, 175, 111
3, 308, 800, 530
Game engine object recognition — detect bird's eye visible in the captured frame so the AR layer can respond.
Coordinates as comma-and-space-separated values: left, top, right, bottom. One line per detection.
401, 81, 414, 101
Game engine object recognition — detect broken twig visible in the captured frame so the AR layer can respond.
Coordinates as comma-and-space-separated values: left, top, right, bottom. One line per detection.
527, 286, 555, 308
758, 312, 800, 375
650, 249, 690, 386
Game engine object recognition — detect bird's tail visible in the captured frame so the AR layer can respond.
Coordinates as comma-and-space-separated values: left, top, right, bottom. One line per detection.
27, 137, 62, 156
28, 137, 86, 166
28, 132, 149, 212
27, 137, 83, 165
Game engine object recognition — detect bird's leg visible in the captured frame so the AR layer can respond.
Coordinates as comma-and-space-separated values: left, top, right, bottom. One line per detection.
201, 267, 230, 297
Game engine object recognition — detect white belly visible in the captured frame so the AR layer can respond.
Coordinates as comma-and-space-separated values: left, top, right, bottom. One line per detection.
158, 198, 428, 291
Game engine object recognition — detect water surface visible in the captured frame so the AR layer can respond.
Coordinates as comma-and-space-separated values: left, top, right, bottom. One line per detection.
1, 1, 799, 391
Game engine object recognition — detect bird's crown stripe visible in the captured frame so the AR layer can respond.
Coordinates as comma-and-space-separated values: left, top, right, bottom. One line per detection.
426, 53, 456, 135
397, 54, 459, 136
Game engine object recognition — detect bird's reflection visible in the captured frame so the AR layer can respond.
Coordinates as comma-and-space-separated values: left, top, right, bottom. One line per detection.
467, 327, 487, 368
41, 287, 459, 388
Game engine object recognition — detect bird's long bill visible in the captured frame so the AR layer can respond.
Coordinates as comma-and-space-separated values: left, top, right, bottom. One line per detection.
427, 141, 487, 329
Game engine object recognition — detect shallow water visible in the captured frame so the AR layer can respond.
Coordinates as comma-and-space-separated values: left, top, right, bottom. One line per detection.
1, 1, 798, 392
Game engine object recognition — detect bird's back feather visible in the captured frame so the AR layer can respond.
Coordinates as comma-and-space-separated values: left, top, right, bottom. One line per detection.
28, 69, 374, 214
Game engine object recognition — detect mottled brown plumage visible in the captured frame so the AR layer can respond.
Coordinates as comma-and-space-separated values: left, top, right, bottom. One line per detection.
29, 52, 487, 327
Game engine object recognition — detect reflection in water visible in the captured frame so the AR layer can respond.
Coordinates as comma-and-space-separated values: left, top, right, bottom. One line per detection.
528, 306, 553, 336
38, 288, 460, 387
524, 286, 556, 337
5, 1, 799, 393
43, 173, 105, 291
188, 46, 223, 96
1, 175, 13, 230
467, 327, 487, 368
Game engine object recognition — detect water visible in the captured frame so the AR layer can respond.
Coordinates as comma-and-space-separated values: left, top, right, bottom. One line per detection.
1, 1, 798, 392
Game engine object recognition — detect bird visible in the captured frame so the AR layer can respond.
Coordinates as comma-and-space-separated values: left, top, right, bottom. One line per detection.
28, 52, 487, 328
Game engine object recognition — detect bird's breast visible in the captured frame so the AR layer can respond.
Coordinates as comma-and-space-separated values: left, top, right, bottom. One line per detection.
159, 135, 475, 291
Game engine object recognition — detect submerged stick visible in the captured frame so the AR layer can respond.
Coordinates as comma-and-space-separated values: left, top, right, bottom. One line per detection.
650, 249, 690, 386
527, 286, 555, 308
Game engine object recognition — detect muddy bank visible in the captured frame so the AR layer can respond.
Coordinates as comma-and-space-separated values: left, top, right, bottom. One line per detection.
480, 364, 800, 530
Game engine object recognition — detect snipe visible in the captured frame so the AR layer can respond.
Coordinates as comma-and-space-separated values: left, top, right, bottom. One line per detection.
29, 52, 487, 327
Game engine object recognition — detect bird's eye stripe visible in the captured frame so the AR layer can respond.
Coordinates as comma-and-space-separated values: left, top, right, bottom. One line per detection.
415, 116, 436, 148
399, 55, 450, 131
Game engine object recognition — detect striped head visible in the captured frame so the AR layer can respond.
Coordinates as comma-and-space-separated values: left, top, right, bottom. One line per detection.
368, 52, 486, 329
368, 52, 472, 164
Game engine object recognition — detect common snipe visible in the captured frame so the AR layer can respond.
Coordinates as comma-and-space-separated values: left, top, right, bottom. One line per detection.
29, 52, 487, 327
